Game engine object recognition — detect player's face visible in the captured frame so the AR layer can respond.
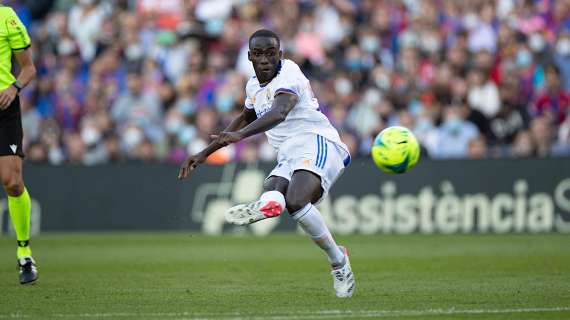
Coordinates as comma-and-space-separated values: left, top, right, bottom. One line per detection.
248, 37, 282, 83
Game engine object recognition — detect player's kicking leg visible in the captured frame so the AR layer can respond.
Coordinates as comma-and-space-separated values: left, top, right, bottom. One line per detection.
0, 155, 38, 285
225, 176, 289, 225
225, 170, 355, 297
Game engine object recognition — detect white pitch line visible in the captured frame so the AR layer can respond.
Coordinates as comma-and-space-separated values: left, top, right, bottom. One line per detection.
1, 307, 569, 319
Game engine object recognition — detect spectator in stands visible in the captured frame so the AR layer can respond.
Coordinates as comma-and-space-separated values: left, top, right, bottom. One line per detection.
467, 66, 501, 119
68, 0, 108, 61
111, 71, 164, 150
511, 130, 535, 158
530, 115, 554, 157
11, 0, 570, 164
554, 32, 570, 90
467, 136, 488, 159
533, 64, 569, 125
429, 104, 479, 159
489, 71, 531, 145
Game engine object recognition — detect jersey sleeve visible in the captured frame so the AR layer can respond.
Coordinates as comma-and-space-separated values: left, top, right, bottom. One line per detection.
244, 94, 254, 110
244, 79, 254, 109
5, 8, 31, 51
274, 63, 304, 97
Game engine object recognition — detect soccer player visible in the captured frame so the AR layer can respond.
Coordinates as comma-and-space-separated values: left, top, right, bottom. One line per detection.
179, 29, 355, 297
0, 5, 38, 284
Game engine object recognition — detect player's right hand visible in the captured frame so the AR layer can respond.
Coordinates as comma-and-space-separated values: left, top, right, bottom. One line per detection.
178, 154, 207, 179
0, 85, 17, 110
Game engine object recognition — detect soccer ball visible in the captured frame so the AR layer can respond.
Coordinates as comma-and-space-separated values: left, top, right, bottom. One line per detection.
371, 126, 420, 174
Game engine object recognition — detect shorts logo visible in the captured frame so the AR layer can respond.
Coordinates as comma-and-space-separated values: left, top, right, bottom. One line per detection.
10, 144, 17, 154
303, 159, 311, 165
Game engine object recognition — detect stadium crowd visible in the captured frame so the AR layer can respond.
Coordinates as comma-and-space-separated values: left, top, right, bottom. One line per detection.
9, 0, 570, 164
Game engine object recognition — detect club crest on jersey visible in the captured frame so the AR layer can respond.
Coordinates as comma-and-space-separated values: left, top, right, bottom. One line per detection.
266, 89, 272, 102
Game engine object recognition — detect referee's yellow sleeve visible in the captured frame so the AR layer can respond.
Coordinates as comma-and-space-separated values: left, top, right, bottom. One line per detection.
5, 8, 30, 51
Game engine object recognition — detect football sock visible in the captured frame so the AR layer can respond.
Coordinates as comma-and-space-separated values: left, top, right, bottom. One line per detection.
260, 190, 286, 212
8, 188, 32, 259
292, 203, 345, 268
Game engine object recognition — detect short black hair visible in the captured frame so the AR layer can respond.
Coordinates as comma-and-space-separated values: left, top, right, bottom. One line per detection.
249, 29, 280, 48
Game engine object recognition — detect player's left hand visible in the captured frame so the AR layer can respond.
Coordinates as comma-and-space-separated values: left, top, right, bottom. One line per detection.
210, 131, 244, 147
0, 85, 17, 110
178, 153, 207, 179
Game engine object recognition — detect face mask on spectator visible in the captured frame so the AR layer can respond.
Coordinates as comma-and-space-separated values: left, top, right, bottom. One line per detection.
557, 39, 570, 56
361, 88, 381, 106
360, 36, 379, 53
445, 115, 463, 134
206, 19, 224, 36
124, 127, 143, 149
422, 36, 441, 53
399, 31, 417, 48
125, 45, 143, 61
335, 78, 353, 97
58, 38, 76, 56
166, 118, 183, 135
216, 94, 235, 113
408, 100, 423, 116
81, 126, 101, 146
79, 0, 95, 7
516, 49, 532, 67
374, 73, 391, 90
528, 33, 545, 52
177, 100, 196, 116
415, 118, 433, 132
178, 126, 197, 145
463, 13, 479, 30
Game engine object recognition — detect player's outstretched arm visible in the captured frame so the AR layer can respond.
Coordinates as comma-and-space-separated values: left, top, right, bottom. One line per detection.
211, 93, 298, 147
178, 107, 256, 179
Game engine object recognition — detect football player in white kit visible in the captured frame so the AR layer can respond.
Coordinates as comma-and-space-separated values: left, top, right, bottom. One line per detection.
178, 29, 355, 298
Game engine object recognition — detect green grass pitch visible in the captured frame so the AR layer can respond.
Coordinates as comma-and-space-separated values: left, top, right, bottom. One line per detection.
1, 233, 569, 319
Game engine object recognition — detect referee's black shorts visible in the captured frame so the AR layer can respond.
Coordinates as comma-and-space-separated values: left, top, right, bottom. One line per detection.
0, 95, 25, 157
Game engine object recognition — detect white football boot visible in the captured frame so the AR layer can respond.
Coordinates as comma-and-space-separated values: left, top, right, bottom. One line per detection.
225, 200, 283, 225
331, 246, 355, 298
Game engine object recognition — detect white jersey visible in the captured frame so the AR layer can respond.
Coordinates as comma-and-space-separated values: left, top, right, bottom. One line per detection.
245, 59, 348, 153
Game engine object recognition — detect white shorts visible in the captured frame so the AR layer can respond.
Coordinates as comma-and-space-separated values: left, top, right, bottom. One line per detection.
267, 133, 351, 203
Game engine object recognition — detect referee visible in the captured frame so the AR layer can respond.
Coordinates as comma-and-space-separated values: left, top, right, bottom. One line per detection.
0, 5, 37, 284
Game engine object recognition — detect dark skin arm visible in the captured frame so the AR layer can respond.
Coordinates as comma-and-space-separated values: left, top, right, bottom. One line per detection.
178, 107, 257, 179
213, 93, 299, 144
0, 48, 36, 109
178, 92, 298, 179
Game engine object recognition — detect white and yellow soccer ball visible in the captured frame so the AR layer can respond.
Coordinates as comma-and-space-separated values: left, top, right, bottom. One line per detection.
371, 126, 420, 174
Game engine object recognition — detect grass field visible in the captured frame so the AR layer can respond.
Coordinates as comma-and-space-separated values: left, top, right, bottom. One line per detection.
0, 233, 569, 320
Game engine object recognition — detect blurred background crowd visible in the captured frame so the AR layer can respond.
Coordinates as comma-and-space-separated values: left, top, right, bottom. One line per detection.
8, 0, 570, 164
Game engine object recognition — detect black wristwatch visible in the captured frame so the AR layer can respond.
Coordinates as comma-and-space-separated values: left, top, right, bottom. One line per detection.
12, 80, 23, 93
